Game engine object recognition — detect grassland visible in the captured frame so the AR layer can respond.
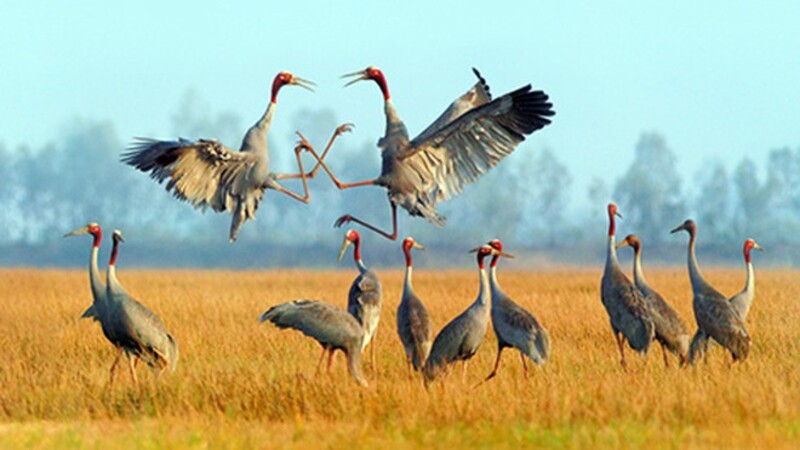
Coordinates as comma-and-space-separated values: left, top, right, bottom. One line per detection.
1, 267, 798, 449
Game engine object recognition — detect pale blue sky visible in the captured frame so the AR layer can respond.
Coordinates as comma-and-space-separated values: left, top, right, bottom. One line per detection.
1, 1, 798, 204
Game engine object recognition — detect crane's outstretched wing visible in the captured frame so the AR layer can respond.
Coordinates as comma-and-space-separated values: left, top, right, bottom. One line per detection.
122, 138, 266, 213
400, 85, 554, 205
410, 67, 493, 144
260, 300, 364, 350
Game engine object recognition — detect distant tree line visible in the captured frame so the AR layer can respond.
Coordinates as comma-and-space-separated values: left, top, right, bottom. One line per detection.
0, 91, 795, 267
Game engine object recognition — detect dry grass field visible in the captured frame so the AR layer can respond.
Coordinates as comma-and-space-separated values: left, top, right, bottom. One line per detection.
1, 267, 798, 449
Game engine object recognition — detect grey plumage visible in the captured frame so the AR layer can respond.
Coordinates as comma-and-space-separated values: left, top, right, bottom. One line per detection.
260, 299, 367, 387
396, 237, 432, 372
339, 230, 383, 363
600, 204, 655, 367
690, 238, 761, 362
483, 240, 549, 381
105, 230, 179, 383
121, 72, 316, 242
310, 66, 554, 240
616, 234, 690, 366
423, 245, 501, 383
671, 220, 750, 364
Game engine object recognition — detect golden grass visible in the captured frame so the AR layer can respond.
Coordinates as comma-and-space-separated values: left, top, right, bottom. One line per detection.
1, 267, 799, 449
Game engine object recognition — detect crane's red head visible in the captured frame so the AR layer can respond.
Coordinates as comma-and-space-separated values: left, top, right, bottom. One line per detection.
743, 238, 763, 263
109, 229, 124, 266
469, 243, 514, 269
670, 219, 696, 236
402, 237, 425, 266
487, 239, 504, 267
338, 229, 362, 262
607, 203, 622, 236
342, 66, 390, 100
64, 222, 103, 248
271, 71, 315, 103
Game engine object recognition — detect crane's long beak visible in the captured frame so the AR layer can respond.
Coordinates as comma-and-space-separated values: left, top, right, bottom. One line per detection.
754, 242, 764, 252
492, 249, 515, 259
468, 247, 480, 253
670, 224, 683, 234
342, 70, 369, 87
291, 76, 316, 92
413, 242, 426, 251
615, 211, 623, 219
338, 239, 351, 262
64, 226, 89, 238
615, 240, 629, 249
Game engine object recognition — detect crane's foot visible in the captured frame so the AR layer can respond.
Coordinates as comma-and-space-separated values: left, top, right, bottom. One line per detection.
295, 135, 313, 153
333, 215, 352, 228
335, 123, 355, 136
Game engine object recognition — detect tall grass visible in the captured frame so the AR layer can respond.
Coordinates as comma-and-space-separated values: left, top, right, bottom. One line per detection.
0, 268, 798, 448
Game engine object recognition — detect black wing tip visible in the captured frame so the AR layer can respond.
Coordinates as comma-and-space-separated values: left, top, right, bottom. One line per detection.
471, 67, 491, 99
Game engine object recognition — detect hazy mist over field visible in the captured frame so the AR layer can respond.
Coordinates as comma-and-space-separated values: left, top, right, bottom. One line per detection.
1, 2, 798, 268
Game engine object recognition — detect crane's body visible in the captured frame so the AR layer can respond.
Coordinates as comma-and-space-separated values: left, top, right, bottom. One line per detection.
396, 237, 432, 372
122, 72, 320, 242
616, 234, 689, 366
690, 238, 761, 362
600, 204, 655, 367
105, 231, 179, 385
671, 220, 750, 364
484, 240, 549, 381
339, 230, 383, 367
260, 299, 367, 387
423, 245, 509, 383
306, 66, 555, 240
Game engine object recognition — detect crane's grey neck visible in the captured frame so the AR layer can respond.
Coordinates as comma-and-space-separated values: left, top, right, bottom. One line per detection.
743, 261, 755, 297
632, 248, 652, 292
89, 246, 105, 305
489, 265, 503, 304
239, 102, 275, 153
106, 264, 126, 296
476, 267, 490, 306
605, 235, 620, 272
687, 232, 710, 295
402, 265, 413, 300
356, 258, 368, 274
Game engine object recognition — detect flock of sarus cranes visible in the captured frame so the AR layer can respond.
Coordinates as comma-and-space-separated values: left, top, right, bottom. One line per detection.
65, 67, 763, 387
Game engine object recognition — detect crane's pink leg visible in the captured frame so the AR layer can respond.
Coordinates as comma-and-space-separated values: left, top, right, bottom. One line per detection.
614, 331, 628, 369
127, 354, 139, 388
519, 352, 530, 379
334, 202, 399, 241
315, 348, 327, 375
295, 132, 377, 190
109, 347, 123, 386
326, 350, 335, 374
660, 342, 670, 368
276, 124, 354, 180
461, 360, 469, 383
483, 347, 504, 382
271, 144, 313, 203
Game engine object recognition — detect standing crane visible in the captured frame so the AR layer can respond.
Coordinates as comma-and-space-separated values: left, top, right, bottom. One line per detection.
105, 230, 179, 386
64, 223, 123, 374
338, 229, 382, 370
616, 234, 690, 367
122, 71, 341, 242
301, 66, 555, 240
482, 239, 550, 382
690, 238, 762, 362
396, 237, 432, 374
423, 244, 511, 384
671, 220, 750, 364
600, 203, 655, 368
260, 299, 367, 387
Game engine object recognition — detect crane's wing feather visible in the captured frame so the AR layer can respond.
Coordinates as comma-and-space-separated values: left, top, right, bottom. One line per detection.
399, 85, 554, 205
410, 67, 493, 144
260, 300, 363, 348
122, 138, 266, 213
114, 293, 176, 369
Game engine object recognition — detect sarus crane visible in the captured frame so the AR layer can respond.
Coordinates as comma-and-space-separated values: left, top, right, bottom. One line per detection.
260, 299, 367, 387
423, 244, 512, 384
122, 71, 335, 242
483, 239, 550, 382
616, 234, 690, 367
303, 66, 555, 240
671, 220, 750, 365
600, 203, 655, 368
396, 236, 432, 374
105, 230, 179, 386
338, 229, 383, 370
